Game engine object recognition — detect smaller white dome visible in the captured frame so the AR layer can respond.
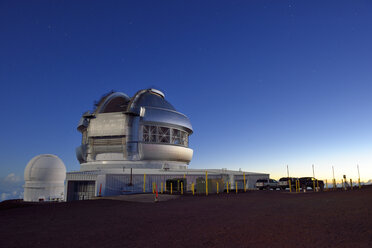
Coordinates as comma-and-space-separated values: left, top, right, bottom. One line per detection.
24, 154, 66, 182
24, 154, 66, 202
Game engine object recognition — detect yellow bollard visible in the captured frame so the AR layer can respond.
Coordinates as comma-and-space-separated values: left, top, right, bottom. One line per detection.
296, 180, 298, 193
288, 179, 292, 193
325, 180, 328, 191
295, 180, 297, 192
171, 183, 173, 195
344, 179, 347, 191
358, 178, 361, 189
161, 182, 163, 194
295, 180, 298, 193
333, 179, 336, 190
181, 182, 183, 195
312, 178, 316, 192
217, 182, 219, 194
316, 180, 319, 192
227, 182, 229, 194
205, 171, 208, 196
152, 182, 155, 194
143, 174, 146, 193
243, 172, 246, 192
192, 183, 195, 195
342, 179, 345, 190
350, 179, 353, 190
236, 182, 238, 194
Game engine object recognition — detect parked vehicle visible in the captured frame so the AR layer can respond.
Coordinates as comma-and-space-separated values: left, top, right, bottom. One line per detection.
278, 177, 298, 190
299, 177, 324, 191
255, 179, 279, 190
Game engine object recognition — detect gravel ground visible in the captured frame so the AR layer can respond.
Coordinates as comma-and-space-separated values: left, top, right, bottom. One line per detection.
1, 186, 371, 248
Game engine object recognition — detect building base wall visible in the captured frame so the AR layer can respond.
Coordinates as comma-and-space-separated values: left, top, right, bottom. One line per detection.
65, 168, 269, 201
24, 182, 64, 202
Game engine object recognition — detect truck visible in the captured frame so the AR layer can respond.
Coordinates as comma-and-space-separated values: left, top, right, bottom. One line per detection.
255, 179, 279, 190
278, 177, 298, 190
299, 177, 324, 191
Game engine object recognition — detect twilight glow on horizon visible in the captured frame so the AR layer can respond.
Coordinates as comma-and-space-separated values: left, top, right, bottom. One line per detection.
0, 0, 371, 200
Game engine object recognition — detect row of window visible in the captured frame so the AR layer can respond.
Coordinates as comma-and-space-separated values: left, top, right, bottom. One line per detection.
143, 125, 189, 146
81, 125, 189, 147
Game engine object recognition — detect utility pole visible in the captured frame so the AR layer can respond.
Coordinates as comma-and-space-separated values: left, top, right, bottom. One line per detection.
357, 164, 361, 189
332, 166, 336, 190
312, 164, 315, 178
312, 164, 316, 191
332, 166, 335, 180
287, 165, 292, 192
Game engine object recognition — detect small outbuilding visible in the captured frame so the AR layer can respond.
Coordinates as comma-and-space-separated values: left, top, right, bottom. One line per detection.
24, 154, 66, 202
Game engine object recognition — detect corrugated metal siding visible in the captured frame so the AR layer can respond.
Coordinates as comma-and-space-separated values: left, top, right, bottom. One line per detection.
105, 174, 229, 195
66, 171, 269, 198
66, 172, 99, 181
88, 113, 126, 137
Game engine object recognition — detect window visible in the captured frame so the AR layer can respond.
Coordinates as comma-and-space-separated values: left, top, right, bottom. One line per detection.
143, 125, 150, 142
143, 125, 157, 142
158, 127, 170, 143
149, 126, 157, 142
172, 129, 181, 144
142, 125, 189, 147
181, 131, 188, 146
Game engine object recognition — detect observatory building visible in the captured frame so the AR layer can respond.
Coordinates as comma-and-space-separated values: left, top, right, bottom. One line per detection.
65, 89, 268, 201
75, 88, 193, 171
24, 154, 66, 202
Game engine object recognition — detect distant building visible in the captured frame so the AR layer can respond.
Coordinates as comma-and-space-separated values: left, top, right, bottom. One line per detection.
65, 89, 268, 201
24, 154, 66, 202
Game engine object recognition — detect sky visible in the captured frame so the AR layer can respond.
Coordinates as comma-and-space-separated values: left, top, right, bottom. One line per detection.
1, 1, 372, 200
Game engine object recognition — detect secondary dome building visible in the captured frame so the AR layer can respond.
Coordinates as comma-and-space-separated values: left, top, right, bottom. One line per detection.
24, 154, 66, 202
65, 88, 268, 201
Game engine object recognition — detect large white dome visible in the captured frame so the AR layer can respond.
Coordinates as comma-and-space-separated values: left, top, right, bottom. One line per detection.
24, 154, 66, 182
24, 154, 66, 202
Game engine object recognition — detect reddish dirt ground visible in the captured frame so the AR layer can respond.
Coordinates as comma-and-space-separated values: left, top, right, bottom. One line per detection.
1, 186, 372, 248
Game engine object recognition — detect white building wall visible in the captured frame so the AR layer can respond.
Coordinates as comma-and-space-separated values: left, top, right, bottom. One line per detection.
24, 182, 64, 201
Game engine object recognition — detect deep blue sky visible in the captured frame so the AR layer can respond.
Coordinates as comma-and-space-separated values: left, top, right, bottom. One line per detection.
1, 0, 372, 186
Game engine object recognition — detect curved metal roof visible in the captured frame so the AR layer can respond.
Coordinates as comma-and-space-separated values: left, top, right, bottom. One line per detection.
142, 107, 193, 133
127, 89, 175, 113
94, 92, 131, 114
84, 89, 192, 132
126, 89, 192, 132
